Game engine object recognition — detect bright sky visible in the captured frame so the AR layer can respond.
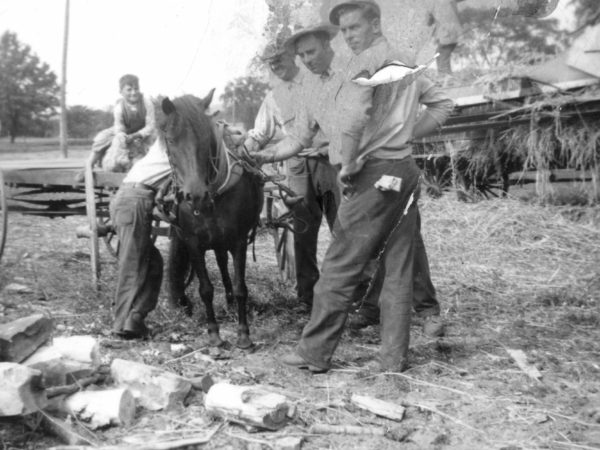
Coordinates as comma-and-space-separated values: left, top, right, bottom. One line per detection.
0, 0, 269, 110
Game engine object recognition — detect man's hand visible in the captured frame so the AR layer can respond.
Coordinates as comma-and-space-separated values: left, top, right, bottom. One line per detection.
338, 159, 365, 188
243, 137, 261, 154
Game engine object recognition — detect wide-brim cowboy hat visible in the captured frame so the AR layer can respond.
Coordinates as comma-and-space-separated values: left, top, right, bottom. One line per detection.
284, 23, 339, 52
329, 0, 381, 26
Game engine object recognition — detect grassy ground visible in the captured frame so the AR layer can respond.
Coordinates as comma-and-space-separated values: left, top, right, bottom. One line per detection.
1, 140, 599, 449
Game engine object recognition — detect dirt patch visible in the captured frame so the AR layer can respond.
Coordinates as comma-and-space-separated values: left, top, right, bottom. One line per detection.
1, 195, 599, 449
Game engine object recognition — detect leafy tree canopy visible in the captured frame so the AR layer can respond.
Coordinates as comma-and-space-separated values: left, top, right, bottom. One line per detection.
219, 76, 269, 130
0, 31, 59, 142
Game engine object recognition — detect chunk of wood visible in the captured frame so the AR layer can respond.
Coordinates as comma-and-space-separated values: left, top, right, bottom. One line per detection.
52, 336, 100, 366
0, 362, 47, 415
0, 314, 54, 362
64, 388, 135, 430
505, 348, 542, 381
110, 358, 191, 411
351, 394, 406, 421
22, 336, 100, 386
205, 382, 292, 430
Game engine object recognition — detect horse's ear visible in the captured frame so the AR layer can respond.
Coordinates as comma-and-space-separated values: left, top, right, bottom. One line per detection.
162, 97, 176, 115
201, 88, 216, 109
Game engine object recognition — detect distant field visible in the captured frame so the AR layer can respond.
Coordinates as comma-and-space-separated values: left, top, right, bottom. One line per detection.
0, 137, 90, 161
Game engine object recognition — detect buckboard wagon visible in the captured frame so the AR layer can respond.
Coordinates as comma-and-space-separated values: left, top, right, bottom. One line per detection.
0, 159, 296, 288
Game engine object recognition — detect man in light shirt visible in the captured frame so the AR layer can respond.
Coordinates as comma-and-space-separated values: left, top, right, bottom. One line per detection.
252, 0, 454, 372
245, 29, 340, 308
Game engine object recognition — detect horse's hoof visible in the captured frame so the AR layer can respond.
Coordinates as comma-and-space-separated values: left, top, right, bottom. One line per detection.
236, 336, 253, 350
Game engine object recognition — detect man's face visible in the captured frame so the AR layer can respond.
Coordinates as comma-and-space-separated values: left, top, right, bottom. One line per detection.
295, 34, 331, 76
121, 84, 140, 104
338, 9, 380, 55
268, 52, 298, 82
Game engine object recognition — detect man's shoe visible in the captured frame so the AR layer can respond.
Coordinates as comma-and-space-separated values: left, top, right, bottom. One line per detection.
348, 314, 379, 330
280, 352, 327, 373
122, 312, 149, 339
423, 315, 445, 337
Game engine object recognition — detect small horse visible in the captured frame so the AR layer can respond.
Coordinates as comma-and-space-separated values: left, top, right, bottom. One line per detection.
159, 90, 263, 349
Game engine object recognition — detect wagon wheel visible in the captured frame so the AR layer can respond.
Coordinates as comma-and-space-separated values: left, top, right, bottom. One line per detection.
266, 195, 296, 283
0, 170, 7, 263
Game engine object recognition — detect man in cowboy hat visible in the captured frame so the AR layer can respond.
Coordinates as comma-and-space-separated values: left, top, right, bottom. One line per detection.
245, 26, 341, 308
252, 0, 453, 372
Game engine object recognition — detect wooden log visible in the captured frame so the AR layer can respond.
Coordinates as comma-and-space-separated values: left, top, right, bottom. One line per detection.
351, 394, 406, 421
0, 314, 54, 362
52, 336, 100, 366
0, 362, 47, 415
110, 358, 191, 411
63, 388, 135, 429
204, 382, 292, 430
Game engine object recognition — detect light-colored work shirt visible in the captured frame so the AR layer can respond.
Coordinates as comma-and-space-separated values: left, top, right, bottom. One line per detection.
123, 135, 171, 187
289, 67, 346, 165
336, 36, 454, 164
250, 70, 329, 159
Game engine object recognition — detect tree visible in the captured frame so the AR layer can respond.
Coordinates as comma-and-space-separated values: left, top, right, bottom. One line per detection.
67, 105, 112, 139
219, 76, 269, 130
455, 8, 563, 72
0, 31, 59, 142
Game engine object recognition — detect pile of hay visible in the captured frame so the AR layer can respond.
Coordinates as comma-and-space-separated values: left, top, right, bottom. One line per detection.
421, 194, 600, 317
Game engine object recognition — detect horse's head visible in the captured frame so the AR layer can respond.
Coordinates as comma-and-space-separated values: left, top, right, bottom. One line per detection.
160, 89, 217, 214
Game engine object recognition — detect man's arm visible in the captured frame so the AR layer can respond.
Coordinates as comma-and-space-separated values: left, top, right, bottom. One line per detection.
253, 136, 305, 165
244, 92, 280, 152
133, 96, 156, 140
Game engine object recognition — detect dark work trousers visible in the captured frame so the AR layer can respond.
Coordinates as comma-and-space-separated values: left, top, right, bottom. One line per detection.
286, 155, 340, 303
110, 186, 163, 333
353, 211, 440, 321
437, 42, 457, 75
297, 156, 422, 371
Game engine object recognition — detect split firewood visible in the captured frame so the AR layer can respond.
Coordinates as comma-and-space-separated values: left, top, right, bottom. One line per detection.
351, 394, 406, 421
205, 382, 293, 430
51, 336, 101, 366
110, 358, 191, 410
505, 348, 542, 381
63, 388, 136, 430
0, 314, 54, 362
0, 362, 47, 415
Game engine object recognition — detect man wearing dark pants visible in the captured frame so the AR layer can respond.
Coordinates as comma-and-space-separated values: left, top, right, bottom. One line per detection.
252, 0, 453, 372
110, 137, 171, 339
245, 26, 341, 307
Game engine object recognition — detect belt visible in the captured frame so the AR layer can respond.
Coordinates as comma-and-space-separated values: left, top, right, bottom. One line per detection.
121, 182, 157, 193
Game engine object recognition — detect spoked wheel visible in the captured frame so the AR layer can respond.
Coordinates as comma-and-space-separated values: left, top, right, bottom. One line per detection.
0, 170, 8, 263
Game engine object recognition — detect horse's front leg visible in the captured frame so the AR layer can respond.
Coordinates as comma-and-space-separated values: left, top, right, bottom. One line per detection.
167, 234, 193, 316
191, 250, 225, 347
214, 249, 234, 311
231, 241, 252, 349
